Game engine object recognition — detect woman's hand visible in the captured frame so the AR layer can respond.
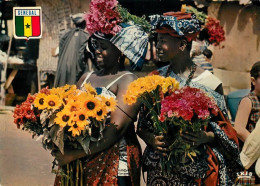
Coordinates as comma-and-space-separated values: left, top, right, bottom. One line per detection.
51, 149, 79, 166
181, 131, 215, 148
151, 135, 169, 156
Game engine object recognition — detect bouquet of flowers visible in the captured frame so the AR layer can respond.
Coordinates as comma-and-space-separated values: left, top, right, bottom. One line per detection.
85, 0, 151, 36
159, 87, 218, 169
124, 76, 219, 171
13, 83, 117, 184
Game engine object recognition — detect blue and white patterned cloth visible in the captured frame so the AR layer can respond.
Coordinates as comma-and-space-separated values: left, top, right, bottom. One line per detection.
110, 24, 148, 70
149, 14, 201, 36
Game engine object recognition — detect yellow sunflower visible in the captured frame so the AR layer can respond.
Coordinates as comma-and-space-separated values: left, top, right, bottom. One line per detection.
54, 110, 72, 127
83, 83, 97, 96
95, 107, 109, 121
34, 93, 48, 110
45, 94, 63, 110
72, 111, 90, 127
63, 101, 82, 113
68, 122, 85, 137
82, 96, 101, 117
101, 96, 117, 112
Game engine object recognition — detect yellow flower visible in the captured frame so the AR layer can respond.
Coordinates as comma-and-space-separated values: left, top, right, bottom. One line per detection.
83, 83, 97, 96
162, 77, 179, 93
123, 94, 137, 105
54, 110, 72, 127
45, 94, 63, 110
72, 111, 90, 127
95, 107, 109, 121
34, 93, 48, 110
82, 96, 101, 117
68, 122, 85, 137
101, 96, 117, 112
50, 87, 62, 95
63, 101, 82, 113
123, 75, 180, 105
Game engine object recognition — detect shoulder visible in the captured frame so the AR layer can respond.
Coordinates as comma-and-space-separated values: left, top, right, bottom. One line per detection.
239, 97, 252, 109
119, 71, 138, 83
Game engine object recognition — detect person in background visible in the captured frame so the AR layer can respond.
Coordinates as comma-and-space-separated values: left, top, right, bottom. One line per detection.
54, 13, 97, 87
193, 48, 214, 73
234, 61, 260, 184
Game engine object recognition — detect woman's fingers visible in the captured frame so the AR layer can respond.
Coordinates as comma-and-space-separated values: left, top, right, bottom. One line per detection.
157, 146, 168, 152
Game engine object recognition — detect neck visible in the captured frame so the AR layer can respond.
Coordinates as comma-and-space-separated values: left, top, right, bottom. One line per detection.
169, 50, 193, 74
99, 65, 120, 75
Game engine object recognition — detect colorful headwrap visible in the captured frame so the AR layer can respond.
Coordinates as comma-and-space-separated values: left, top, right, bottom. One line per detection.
150, 12, 201, 42
85, 0, 150, 70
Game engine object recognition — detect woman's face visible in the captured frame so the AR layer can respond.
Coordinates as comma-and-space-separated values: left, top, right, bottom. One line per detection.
95, 39, 121, 69
156, 33, 182, 62
252, 76, 260, 93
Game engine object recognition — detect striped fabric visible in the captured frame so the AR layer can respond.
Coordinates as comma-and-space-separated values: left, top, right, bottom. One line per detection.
193, 54, 214, 73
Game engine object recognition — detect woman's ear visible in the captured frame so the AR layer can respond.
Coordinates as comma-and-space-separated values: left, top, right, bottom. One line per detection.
251, 77, 256, 86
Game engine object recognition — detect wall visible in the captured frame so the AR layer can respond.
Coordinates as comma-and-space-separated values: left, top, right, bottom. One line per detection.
209, 2, 260, 94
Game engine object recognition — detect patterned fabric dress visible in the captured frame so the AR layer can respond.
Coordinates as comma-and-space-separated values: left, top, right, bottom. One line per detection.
138, 65, 242, 186
246, 91, 260, 133
54, 73, 141, 186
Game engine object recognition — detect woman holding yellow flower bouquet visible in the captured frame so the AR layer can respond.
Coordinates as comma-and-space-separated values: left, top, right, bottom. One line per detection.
52, 0, 149, 185
137, 12, 241, 185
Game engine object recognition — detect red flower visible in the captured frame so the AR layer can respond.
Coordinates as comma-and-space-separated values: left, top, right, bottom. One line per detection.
205, 16, 225, 46
160, 87, 218, 122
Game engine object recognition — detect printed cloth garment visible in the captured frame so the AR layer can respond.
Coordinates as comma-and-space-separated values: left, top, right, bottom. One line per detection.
138, 65, 241, 185
246, 91, 260, 132
150, 12, 201, 42
110, 24, 148, 70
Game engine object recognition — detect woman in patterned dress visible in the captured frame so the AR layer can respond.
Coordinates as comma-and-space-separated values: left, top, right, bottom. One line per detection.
52, 0, 149, 185
137, 12, 241, 185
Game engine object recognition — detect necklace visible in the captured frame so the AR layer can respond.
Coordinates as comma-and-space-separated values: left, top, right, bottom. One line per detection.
185, 63, 197, 86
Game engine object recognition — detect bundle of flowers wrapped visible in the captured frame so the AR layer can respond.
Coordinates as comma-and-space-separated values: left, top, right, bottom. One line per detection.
85, 0, 151, 36
13, 83, 117, 183
159, 87, 218, 168
181, 4, 225, 47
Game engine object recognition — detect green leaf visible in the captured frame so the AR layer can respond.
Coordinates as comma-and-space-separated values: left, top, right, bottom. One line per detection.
76, 136, 90, 155
50, 125, 64, 154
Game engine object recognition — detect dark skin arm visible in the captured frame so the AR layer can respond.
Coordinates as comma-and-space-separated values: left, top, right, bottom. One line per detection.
53, 74, 140, 166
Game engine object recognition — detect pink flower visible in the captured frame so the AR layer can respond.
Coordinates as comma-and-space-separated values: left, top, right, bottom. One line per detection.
85, 0, 122, 36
